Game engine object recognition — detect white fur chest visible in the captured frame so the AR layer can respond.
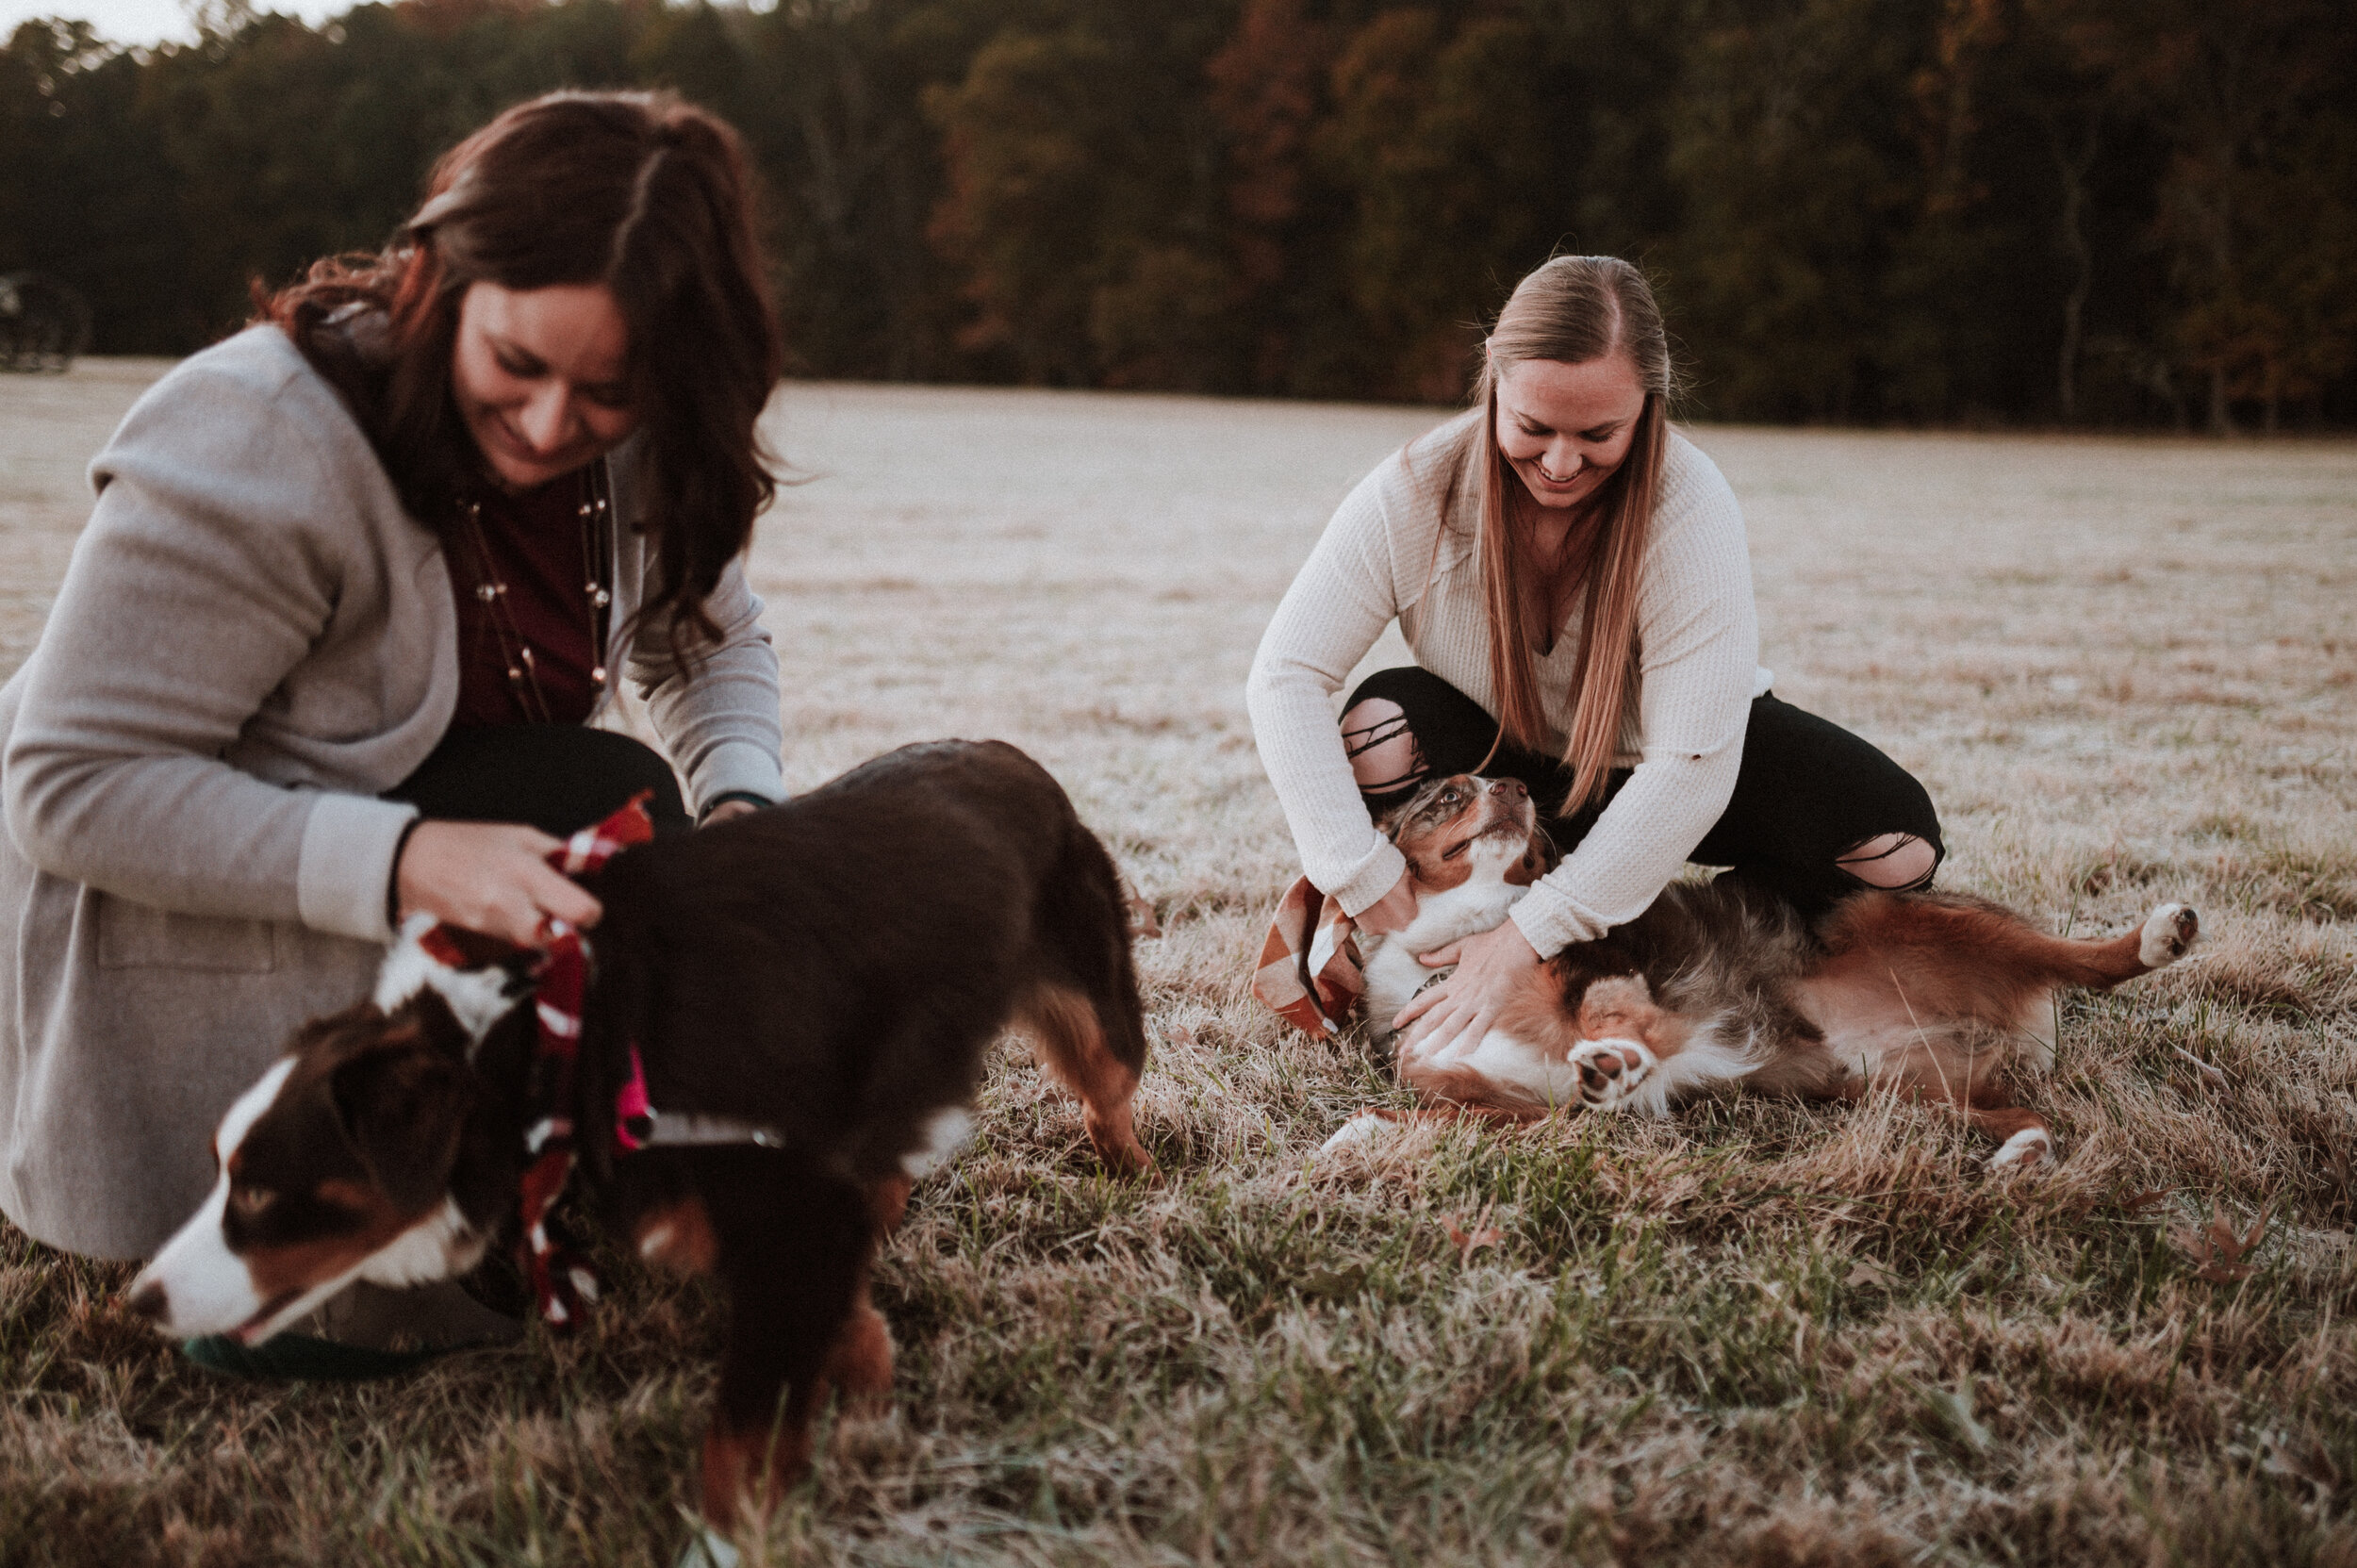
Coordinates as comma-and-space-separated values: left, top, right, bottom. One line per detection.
1360, 869, 1531, 1040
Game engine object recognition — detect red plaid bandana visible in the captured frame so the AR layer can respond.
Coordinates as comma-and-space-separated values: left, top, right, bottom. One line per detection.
1249, 874, 1364, 1038
517, 793, 654, 1330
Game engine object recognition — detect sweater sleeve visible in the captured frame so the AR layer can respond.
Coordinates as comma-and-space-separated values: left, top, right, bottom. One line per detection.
627, 555, 786, 812
1, 357, 418, 943
1244, 458, 1419, 915
1508, 439, 1759, 956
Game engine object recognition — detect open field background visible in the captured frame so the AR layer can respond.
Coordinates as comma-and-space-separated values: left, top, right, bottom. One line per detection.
1, 362, 2352, 1565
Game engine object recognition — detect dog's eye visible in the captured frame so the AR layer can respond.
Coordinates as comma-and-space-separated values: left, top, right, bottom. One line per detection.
229, 1185, 274, 1219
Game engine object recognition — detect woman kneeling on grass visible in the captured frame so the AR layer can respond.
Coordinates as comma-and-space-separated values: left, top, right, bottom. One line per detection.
0, 91, 788, 1374
1247, 255, 1942, 1049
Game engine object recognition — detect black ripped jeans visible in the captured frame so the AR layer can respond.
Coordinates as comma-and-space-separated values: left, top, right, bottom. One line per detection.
1343, 667, 1943, 923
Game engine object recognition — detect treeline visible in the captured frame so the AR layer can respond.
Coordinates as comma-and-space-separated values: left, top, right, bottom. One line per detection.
4, 0, 2353, 428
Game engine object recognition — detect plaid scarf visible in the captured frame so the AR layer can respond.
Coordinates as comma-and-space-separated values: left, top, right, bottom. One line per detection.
1249, 874, 1365, 1038
516, 793, 654, 1329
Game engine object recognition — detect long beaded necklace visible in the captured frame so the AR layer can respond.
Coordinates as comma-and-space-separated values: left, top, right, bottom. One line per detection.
453, 462, 616, 723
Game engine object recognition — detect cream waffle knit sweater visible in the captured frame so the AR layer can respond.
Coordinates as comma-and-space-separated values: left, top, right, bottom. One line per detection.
1245, 409, 1771, 958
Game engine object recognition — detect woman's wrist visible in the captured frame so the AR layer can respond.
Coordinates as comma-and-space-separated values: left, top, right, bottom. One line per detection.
1506, 900, 1566, 963
698, 790, 774, 824
385, 815, 424, 927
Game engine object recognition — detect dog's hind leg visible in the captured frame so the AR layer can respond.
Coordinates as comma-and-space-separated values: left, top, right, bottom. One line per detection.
1830, 1030, 2059, 1171
815, 1172, 915, 1407
1320, 1100, 1546, 1154
1970, 1097, 2055, 1171
1824, 893, 2200, 1002
698, 1151, 872, 1535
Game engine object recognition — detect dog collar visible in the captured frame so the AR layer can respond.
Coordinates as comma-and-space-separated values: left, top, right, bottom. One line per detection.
613, 1045, 787, 1150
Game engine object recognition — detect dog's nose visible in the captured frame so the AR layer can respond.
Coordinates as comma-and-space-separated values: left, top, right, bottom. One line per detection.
125, 1279, 168, 1326
1491, 778, 1526, 800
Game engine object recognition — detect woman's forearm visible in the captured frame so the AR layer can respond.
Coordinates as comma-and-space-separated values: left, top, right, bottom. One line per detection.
628, 556, 786, 810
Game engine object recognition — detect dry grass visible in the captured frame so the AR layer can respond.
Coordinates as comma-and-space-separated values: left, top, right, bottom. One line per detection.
1, 366, 2352, 1566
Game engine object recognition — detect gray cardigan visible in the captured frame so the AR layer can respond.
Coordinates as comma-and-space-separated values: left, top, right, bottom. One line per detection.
0, 325, 787, 1259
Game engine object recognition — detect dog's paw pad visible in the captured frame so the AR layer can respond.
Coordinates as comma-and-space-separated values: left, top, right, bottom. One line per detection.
1986, 1127, 2055, 1172
1319, 1112, 1396, 1154
2139, 903, 2200, 968
1569, 1040, 1655, 1112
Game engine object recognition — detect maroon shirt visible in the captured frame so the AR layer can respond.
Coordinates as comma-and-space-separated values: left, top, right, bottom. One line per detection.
445, 472, 604, 727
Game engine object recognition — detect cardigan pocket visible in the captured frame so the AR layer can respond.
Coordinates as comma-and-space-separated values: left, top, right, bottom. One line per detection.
95, 894, 279, 973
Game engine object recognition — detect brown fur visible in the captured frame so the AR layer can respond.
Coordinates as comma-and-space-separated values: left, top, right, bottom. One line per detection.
1017, 983, 1154, 1177
1357, 852, 2199, 1166
633, 1197, 721, 1276
1382, 775, 1558, 892
133, 740, 1154, 1544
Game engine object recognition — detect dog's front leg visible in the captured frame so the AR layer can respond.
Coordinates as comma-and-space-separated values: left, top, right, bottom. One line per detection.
813, 1175, 911, 1405
699, 1154, 872, 1535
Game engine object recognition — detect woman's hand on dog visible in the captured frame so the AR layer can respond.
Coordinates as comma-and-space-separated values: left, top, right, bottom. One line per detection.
1393, 918, 1541, 1050
395, 820, 603, 947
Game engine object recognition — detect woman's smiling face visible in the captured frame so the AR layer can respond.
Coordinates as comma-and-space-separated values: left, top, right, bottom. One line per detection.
1492, 354, 1647, 511
451, 280, 639, 492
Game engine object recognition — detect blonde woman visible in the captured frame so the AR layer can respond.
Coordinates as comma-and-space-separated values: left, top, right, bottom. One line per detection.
1246, 256, 1940, 1052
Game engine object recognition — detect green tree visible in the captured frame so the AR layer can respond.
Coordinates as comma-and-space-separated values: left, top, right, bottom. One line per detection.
924, 2, 1231, 388
1655, 0, 1928, 421
1312, 6, 1552, 401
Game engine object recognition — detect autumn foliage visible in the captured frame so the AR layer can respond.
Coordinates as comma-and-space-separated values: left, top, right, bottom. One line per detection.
3, 0, 2352, 427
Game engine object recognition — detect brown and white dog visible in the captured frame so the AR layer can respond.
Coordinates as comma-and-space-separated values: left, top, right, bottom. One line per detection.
1327, 772, 2200, 1169
1356, 774, 1558, 1046
126, 740, 1153, 1533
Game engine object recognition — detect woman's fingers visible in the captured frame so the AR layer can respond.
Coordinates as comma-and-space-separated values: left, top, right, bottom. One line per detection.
1394, 921, 1539, 1042
1417, 941, 1463, 968
394, 820, 605, 946
524, 859, 603, 931
1393, 975, 1448, 1031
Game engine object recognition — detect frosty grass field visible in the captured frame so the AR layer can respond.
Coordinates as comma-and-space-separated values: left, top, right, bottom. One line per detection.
0, 360, 2352, 1565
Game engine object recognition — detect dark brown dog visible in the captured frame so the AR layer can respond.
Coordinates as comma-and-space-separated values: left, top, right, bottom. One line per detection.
128, 739, 1153, 1533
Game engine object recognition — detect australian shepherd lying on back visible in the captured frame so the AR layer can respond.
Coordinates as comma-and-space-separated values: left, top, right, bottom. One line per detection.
1334, 773, 2199, 1169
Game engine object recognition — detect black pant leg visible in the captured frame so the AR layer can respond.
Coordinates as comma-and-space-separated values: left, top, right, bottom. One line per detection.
1689, 694, 1942, 917
1342, 665, 1574, 817
1336, 671, 1942, 925
383, 724, 693, 837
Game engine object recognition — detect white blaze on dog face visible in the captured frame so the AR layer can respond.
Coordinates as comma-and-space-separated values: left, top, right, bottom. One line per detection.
1387, 775, 1546, 892
127, 1013, 486, 1345
129, 1057, 298, 1338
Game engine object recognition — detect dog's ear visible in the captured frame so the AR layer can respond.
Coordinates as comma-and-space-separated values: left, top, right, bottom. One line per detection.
329, 1041, 472, 1215
1508, 825, 1562, 885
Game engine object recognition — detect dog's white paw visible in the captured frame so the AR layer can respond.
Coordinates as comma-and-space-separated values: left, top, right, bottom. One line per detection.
1986, 1127, 2055, 1172
1319, 1112, 1395, 1155
1569, 1039, 1656, 1112
2139, 903, 2200, 969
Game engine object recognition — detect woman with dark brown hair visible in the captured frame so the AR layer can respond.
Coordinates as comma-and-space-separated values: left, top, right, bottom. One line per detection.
0, 91, 787, 1369
1248, 256, 1943, 1054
